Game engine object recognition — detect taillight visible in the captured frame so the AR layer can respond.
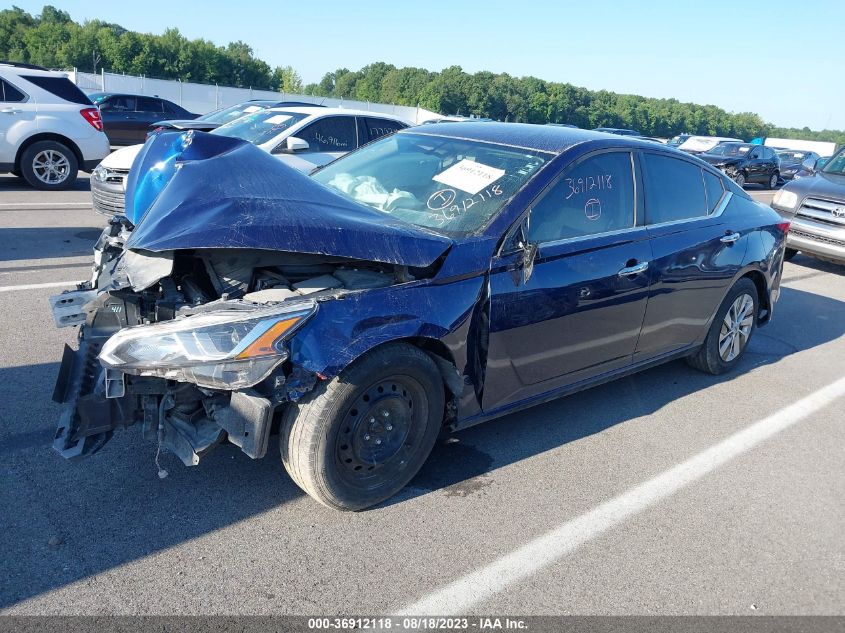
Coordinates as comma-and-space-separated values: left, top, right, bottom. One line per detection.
776, 221, 791, 234
80, 107, 103, 131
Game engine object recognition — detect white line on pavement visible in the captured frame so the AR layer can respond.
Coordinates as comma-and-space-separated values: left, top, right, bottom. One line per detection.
0, 202, 92, 209
0, 280, 82, 293
397, 375, 845, 615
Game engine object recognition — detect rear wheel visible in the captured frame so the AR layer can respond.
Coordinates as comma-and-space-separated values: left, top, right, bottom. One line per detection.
20, 141, 78, 191
784, 248, 799, 261
280, 342, 444, 511
767, 171, 779, 189
687, 278, 758, 375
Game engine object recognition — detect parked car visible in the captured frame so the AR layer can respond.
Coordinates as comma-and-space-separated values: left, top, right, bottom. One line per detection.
147, 99, 326, 135
777, 150, 820, 181
90, 107, 411, 216
666, 134, 692, 148
772, 148, 845, 264
0, 61, 109, 190
52, 124, 788, 510
699, 142, 781, 189
88, 92, 198, 145
678, 136, 743, 154
594, 127, 641, 136
793, 155, 830, 180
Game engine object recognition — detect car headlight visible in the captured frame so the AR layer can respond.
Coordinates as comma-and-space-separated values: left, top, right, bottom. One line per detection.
99, 300, 317, 389
772, 189, 799, 210
91, 164, 108, 182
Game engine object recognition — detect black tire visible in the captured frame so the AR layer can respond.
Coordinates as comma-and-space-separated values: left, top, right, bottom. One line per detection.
766, 171, 779, 190
280, 342, 445, 511
687, 278, 758, 375
19, 140, 78, 191
734, 172, 746, 188
784, 248, 799, 262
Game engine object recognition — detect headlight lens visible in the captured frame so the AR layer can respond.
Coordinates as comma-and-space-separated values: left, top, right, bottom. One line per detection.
772, 189, 799, 210
99, 300, 317, 389
91, 164, 107, 182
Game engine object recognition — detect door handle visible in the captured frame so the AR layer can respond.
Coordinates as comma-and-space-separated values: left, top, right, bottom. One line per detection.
1, 108, 22, 115
618, 261, 649, 277
720, 232, 741, 244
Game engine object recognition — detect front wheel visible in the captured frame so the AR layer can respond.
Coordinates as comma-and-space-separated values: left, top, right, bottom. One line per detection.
687, 278, 758, 375
20, 141, 78, 190
734, 172, 747, 188
280, 342, 445, 511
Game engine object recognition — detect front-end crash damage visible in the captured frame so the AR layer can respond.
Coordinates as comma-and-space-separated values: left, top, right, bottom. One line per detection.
50, 131, 485, 469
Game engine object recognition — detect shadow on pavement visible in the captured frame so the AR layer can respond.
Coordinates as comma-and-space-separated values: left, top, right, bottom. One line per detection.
0, 227, 104, 263
1, 286, 842, 607
0, 174, 91, 193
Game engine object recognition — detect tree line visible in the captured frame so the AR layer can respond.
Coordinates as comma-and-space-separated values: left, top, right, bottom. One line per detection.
3, 6, 843, 146
0, 6, 302, 92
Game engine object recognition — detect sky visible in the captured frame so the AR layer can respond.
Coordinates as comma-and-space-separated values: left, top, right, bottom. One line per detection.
10, 0, 844, 130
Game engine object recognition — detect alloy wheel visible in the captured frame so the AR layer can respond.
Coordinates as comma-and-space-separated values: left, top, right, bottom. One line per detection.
718, 293, 754, 362
32, 149, 71, 185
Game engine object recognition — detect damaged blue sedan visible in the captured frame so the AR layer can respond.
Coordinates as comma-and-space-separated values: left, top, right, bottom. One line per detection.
51, 124, 789, 510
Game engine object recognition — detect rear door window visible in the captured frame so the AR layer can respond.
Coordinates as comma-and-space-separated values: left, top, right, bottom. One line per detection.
20, 75, 91, 105
528, 151, 636, 243
0, 78, 26, 102
137, 97, 164, 113
641, 153, 708, 224
295, 116, 357, 152
362, 117, 406, 144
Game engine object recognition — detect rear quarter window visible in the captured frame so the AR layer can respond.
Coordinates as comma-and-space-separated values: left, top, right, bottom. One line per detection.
20, 75, 91, 105
641, 153, 707, 224
0, 78, 26, 102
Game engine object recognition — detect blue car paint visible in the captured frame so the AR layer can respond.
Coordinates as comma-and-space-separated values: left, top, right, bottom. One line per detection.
122, 124, 785, 430
124, 132, 453, 268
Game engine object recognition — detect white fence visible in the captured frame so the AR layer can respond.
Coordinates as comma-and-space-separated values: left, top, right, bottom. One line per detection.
68, 70, 441, 124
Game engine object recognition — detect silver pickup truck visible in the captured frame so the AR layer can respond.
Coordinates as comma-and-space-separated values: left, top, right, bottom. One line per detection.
771, 149, 845, 265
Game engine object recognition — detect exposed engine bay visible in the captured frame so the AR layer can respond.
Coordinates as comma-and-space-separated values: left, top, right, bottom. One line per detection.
52, 217, 425, 468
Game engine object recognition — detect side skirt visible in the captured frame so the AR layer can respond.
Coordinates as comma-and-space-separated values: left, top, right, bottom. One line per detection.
453, 343, 700, 432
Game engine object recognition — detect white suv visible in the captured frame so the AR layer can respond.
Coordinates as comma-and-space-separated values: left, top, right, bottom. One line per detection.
0, 62, 110, 190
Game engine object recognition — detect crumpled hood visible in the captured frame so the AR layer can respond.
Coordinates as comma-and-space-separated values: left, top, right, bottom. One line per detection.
699, 154, 743, 167
123, 131, 453, 268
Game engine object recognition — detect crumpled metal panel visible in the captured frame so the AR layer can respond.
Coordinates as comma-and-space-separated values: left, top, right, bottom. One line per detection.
123, 131, 453, 268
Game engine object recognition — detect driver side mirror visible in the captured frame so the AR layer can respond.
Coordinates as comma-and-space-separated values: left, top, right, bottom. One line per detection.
282, 136, 309, 153
521, 241, 538, 283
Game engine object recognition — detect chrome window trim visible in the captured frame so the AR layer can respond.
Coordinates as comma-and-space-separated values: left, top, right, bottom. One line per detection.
645, 191, 733, 230
535, 224, 647, 251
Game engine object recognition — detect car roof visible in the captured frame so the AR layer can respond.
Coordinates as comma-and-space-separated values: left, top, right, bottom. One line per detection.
260, 106, 409, 121
0, 63, 69, 78
397, 121, 662, 154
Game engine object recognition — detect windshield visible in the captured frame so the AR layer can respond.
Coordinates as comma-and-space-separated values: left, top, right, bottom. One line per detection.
708, 143, 753, 157
212, 108, 309, 145
312, 133, 549, 235
821, 149, 845, 176
777, 151, 806, 162
200, 101, 275, 124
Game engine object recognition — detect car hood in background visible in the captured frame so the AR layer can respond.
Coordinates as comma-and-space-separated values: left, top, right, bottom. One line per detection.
151, 119, 220, 131
783, 171, 845, 203
123, 131, 453, 268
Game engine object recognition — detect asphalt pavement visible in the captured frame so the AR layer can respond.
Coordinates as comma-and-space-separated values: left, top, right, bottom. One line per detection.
0, 174, 843, 616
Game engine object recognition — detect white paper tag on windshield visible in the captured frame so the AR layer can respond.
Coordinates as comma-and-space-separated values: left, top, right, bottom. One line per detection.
265, 114, 293, 125
243, 105, 262, 113
433, 159, 505, 195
